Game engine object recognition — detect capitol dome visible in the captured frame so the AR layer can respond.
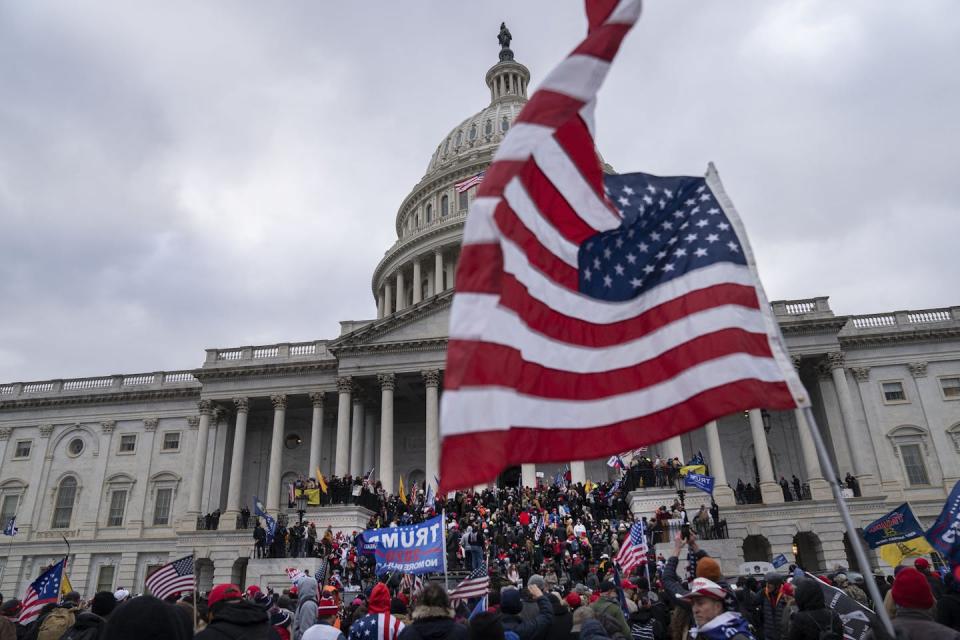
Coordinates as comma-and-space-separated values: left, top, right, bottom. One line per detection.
371, 34, 530, 318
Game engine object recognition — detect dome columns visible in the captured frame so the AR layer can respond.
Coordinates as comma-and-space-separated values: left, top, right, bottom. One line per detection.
375, 247, 458, 319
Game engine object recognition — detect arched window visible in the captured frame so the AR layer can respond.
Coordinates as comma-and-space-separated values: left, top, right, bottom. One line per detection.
52, 477, 77, 529
425, 203, 432, 223
501, 116, 510, 133
455, 130, 463, 146
440, 195, 449, 217
484, 120, 493, 136
468, 124, 477, 141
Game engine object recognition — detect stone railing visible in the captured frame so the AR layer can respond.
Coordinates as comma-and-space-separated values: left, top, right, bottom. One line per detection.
770, 297, 833, 317
849, 307, 960, 330
204, 341, 333, 366
0, 370, 200, 399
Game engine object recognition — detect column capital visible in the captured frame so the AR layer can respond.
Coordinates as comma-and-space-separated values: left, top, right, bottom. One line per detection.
907, 362, 928, 378
270, 394, 287, 410
39, 424, 54, 438
378, 372, 396, 391
421, 369, 441, 388
143, 418, 159, 431
850, 367, 871, 382
309, 392, 326, 408
101, 420, 116, 434
212, 406, 226, 423
351, 389, 366, 404
825, 352, 845, 370
0, 427, 11, 441
187, 416, 200, 430
198, 399, 214, 415
790, 355, 803, 371
337, 376, 354, 394
234, 397, 249, 412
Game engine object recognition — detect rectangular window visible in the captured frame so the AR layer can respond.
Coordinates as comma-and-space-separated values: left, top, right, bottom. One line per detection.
0, 494, 18, 524
882, 381, 906, 403
118, 434, 137, 453
96, 565, 116, 592
900, 444, 930, 486
13, 440, 31, 459
458, 190, 469, 211
107, 490, 127, 527
161, 432, 180, 451
941, 376, 960, 399
153, 488, 173, 526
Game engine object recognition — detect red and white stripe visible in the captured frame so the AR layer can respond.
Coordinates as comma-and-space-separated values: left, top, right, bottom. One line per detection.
18, 585, 53, 626
376, 612, 405, 640
438, 0, 806, 492
448, 575, 490, 602
455, 172, 485, 193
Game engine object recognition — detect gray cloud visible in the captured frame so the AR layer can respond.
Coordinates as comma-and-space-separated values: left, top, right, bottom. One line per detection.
1, 1, 957, 382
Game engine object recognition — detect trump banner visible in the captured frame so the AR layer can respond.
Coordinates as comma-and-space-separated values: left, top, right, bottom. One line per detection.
863, 503, 925, 547
926, 479, 960, 565
362, 515, 445, 575
684, 472, 714, 494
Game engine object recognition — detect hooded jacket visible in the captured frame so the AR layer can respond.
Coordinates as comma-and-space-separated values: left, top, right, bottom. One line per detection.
502, 594, 553, 640
397, 605, 468, 640
787, 578, 842, 640
294, 578, 320, 640
61, 612, 106, 640
348, 584, 404, 640
195, 600, 279, 640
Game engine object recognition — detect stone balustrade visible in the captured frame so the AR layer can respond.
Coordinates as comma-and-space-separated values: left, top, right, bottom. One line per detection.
0, 370, 199, 399
849, 306, 960, 330
770, 297, 833, 317
203, 341, 333, 366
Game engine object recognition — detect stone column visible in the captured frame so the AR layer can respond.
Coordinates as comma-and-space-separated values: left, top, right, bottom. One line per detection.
187, 400, 213, 519
350, 393, 365, 477
395, 269, 405, 311
379, 373, 396, 494
335, 377, 353, 476
570, 461, 587, 486
521, 464, 537, 488
661, 435, 684, 464
265, 394, 287, 514
445, 258, 455, 291
749, 409, 783, 503
377, 293, 384, 319
383, 283, 393, 316
827, 352, 878, 495
434, 251, 444, 292
423, 369, 441, 492
223, 397, 249, 525
363, 410, 376, 474
427, 269, 436, 297
794, 408, 831, 500
705, 420, 736, 506
412, 260, 422, 305
308, 392, 325, 476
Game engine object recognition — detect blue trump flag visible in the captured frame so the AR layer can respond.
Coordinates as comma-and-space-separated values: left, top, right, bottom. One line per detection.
688, 451, 705, 466
363, 514, 445, 575
253, 496, 276, 545
684, 472, 714, 494
863, 503, 926, 548
925, 479, 960, 565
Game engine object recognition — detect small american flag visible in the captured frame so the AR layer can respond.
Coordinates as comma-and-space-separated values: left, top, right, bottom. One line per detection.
455, 172, 485, 193
614, 522, 648, 575
19, 559, 64, 625
145, 555, 194, 601
448, 562, 489, 602
400, 573, 424, 596
437, 0, 806, 492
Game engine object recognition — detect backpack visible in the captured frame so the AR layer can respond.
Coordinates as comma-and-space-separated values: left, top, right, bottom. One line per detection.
38, 606, 75, 640
595, 602, 630, 640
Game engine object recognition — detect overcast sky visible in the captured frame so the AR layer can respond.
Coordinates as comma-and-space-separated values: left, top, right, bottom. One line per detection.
1, 1, 958, 383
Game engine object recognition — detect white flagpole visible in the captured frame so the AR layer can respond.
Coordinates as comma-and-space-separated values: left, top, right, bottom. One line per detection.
441, 509, 449, 592
802, 406, 894, 637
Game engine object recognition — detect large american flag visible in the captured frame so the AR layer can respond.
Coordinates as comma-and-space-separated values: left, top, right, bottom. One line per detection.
448, 562, 490, 602
19, 559, 65, 625
144, 555, 194, 601
614, 522, 648, 575
437, 0, 806, 492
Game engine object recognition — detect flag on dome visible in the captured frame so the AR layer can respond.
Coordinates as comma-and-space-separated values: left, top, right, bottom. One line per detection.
455, 172, 485, 193
438, 0, 807, 492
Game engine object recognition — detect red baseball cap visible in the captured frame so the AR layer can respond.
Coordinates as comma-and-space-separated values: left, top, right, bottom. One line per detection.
209, 584, 243, 610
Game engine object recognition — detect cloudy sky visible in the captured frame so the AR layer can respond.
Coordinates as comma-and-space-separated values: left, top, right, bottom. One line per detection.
1, 1, 957, 383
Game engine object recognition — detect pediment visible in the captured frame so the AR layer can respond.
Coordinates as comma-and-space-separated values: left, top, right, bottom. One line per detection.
331, 290, 452, 353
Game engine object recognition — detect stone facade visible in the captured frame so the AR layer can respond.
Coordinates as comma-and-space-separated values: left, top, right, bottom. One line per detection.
2, 43, 960, 597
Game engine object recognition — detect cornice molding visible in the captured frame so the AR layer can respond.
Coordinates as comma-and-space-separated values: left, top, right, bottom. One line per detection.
332, 292, 452, 356
191, 360, 337, 383
839, 327, 960, 347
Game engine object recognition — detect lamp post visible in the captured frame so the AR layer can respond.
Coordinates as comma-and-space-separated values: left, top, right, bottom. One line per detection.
296, 492, 308, 526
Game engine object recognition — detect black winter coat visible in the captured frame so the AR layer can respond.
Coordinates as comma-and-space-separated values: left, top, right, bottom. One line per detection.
502, 595, 553, 640
195, 601, 281, 640
938, 591, 960, 632
546, 598, 573, 640
61, 612, 106, 640
787, 578, 842, 640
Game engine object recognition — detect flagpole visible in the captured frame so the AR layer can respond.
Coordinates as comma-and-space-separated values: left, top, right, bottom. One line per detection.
802, 406, 894, 637
193, 548, 199, 634
442, 509, 449, 593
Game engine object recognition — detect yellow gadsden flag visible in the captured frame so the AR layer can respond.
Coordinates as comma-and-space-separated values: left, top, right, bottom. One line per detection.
61, 571, 73, 597
316, 468, 328, 494
879, 538, 935, 568
680, 464, 707, 477
399, 476, 407, 505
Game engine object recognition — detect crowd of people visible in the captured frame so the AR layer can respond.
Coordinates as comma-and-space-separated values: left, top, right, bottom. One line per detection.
3, 529, 958, 640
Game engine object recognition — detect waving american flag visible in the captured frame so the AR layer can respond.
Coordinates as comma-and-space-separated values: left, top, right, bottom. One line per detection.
438, 0, 806, 492
614, 522, 648, 575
